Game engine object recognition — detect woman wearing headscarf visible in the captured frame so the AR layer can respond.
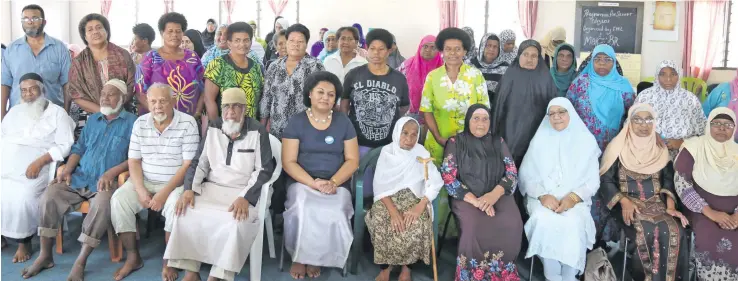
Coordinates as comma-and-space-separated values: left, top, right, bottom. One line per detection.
352, 23, 367, 49
366, 117, 443, 281
703, 69, 738, 125
461, 27, 477, 63
550, 43, 577, 97
398, 35, 443, 126
674, 108, 738, 281
264, 17, 290, 66
636, 60, 707, 160
568, 45, 634, 240
442, 104, 523, 280
202, 19, 217, 49
540, 26, 566, 68
181, 29, 206, 58
599, 103, 690, 281
576, 51, 624, 77
469, 33, 509, 102
310, 28, 328, 57
492, 39, 557, 167
498, 29, 518, 65
420, 27, 489, 237
387, 35, 405, 69
519, 97, 600, 281
316, 30, 337, 62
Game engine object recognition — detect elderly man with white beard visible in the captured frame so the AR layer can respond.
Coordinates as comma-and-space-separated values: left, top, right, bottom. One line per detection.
109, 83, 200, 281
163, 88, 275, 281
21, 79, 136, 280
1, 73, 75, 264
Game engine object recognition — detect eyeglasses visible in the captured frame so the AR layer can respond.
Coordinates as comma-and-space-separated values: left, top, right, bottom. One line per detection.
631, 117, 655, 125
547, 109, 568, 118
710, 121, 736, 129
20, 17, 43, 24
593, 57, 614, 64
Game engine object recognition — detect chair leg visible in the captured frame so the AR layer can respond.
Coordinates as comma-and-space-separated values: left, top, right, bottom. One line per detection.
108, 226, 123, 262
529, 257, 535, 281
265, 211, 276, 258
437, 211, 453, 255
350, 209, 365, 275
249, 228, 264, 281
621, 238, 628, 281
279, 234, 286, 272
55, 221, 64, 254
342, 256, 349, 277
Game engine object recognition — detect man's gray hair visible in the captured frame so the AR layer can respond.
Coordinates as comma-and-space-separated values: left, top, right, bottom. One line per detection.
35, 80, 45, 95
147, 83, 174, 97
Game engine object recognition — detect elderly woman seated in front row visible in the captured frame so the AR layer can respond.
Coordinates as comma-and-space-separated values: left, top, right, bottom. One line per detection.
441, 104, 523, 280
281, 71, 359, 279
519, 97, 601, 281
674, 108, 738, 281
366, 117, 443, 281
599, 103, 690, 281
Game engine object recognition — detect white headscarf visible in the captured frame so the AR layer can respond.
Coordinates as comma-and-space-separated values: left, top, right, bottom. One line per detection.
681, 108, 738, 196
372, 117, 443, 202
519, 97, 601, 199
635, 60, 706, 146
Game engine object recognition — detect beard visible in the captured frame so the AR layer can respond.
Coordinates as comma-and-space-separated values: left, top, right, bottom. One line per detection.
100, 98, 124, 116
152, 113, 168, 123
23, 23, 45, 37
222, 119, 243, 135
19, 97, 48, 121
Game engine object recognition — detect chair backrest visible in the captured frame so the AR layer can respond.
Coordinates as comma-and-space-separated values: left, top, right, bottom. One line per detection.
359, 146, 383, 173
681, 77, 708, 102
262, 134, 282, 208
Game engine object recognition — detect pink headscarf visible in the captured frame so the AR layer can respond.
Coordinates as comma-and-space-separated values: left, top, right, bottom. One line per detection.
403, 35, 443, 113
729, 69, 738, 139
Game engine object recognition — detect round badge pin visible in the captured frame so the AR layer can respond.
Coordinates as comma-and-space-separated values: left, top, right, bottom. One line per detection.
325, 136, 335, 144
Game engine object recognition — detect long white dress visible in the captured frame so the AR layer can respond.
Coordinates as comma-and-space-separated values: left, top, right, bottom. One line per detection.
518, 97, 601, 273
1, 102, 75, 238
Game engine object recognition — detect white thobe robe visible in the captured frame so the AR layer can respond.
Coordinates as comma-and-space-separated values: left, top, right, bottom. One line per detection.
1, 103, 74, 238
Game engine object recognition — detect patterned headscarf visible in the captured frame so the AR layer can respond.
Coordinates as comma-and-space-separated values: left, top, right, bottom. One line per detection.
498, 29, 518, 64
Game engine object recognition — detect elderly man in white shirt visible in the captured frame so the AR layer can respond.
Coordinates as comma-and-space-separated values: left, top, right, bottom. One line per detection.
164, 88, 275, 281
323, 26, 368, 84
109, 83, 200, 281
1, 72, 75, 264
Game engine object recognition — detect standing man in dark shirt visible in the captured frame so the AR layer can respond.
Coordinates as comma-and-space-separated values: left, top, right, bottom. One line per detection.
340, 28, 409, 196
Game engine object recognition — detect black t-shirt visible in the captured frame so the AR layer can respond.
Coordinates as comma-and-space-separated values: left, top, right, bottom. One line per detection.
342, 65, 410, 148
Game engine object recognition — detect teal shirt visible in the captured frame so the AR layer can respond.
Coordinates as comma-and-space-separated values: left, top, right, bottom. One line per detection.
702, 82, 733, 117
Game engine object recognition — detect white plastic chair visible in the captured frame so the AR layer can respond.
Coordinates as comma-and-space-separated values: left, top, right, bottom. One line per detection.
248, 134, 282, 281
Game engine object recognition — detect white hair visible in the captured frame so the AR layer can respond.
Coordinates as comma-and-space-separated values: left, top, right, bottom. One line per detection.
100, 97, 124, 116
146, 83, 174, 97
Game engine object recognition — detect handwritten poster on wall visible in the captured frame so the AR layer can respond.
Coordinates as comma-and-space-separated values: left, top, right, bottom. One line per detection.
579, 5, 639, 53
580, 52, 642, 88
648, 1, 679, 42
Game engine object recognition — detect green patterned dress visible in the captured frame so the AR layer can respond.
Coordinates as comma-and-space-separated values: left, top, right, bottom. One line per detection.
204, 54, 264, 118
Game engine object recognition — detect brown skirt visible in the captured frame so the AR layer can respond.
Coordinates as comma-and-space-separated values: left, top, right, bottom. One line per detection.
365, 189, 431, 266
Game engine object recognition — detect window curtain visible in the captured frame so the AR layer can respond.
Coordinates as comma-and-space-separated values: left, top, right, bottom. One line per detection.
268, 0, 289, 17
100, 0, 112, 17
685, 0, 727, 80
224, 0, 236, 24
439, 0, 458, 30
517, 0, 538, 39
164, 0, 175, 13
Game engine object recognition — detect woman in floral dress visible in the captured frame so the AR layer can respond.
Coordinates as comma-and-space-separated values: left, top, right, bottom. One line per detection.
420, 27, 489, 235
442, 104, 522, 281
674, 108, 738, 281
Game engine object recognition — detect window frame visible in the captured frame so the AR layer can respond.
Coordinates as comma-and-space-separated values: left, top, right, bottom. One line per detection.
715, 0, 736, 70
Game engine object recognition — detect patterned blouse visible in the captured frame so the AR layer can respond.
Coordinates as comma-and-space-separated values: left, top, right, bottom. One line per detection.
204, 55, 263, 118
441, 137, 518, 199
135, 49, 204, 115
259, 55, 325, 139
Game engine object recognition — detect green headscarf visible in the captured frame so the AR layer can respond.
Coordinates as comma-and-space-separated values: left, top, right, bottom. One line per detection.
549, 43, 577, 96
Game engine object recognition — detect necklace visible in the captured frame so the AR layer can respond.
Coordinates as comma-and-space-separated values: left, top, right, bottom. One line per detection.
307, 108, 332, 123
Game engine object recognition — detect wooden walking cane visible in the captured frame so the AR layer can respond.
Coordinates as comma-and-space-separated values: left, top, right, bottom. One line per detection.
416, 156, 438, 281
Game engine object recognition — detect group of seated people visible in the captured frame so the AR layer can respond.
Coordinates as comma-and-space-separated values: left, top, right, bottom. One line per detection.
1, 4, 738, 281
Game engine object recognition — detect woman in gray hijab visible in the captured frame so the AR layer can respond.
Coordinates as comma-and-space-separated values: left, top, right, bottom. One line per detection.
387, 35, 405, 69
462, 26, 477, 63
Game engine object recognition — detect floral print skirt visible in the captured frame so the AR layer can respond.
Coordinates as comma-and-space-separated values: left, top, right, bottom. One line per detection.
365, 188, 431, 266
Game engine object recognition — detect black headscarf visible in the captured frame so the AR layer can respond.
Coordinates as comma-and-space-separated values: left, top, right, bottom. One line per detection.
451, 104, 505, 197
492, 39, 558, 166
201, 20, 216, 49
184, 29, 206, 58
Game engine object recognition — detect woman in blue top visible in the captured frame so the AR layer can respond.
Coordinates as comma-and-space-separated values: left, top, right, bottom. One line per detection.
566, 44, 635, 241
703, 69, 738, 140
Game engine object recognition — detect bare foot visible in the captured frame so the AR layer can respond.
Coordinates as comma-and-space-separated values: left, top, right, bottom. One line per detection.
375, 266, 392, 281
399, 265, 412, 281
13, 242, 32, 263
306, 265, 321, 278
66, 260, 86, 281
182, 271, 201, 281
21, 255, 54, 279
290, 263, 306, 279
113, 254, 144, 281
161, 265, 178, 281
